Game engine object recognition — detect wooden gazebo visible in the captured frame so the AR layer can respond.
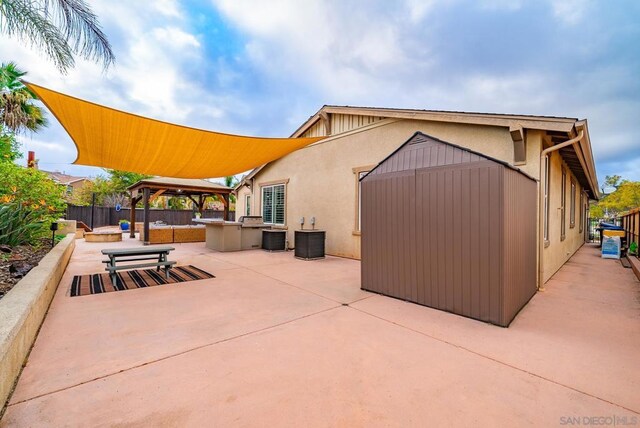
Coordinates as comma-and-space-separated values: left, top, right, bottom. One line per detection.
127, 177, 232, 243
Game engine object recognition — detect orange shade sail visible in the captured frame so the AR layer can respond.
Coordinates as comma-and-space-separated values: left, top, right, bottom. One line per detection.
26, 82, 324, 178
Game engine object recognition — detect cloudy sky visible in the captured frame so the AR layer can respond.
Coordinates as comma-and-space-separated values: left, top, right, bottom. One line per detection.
1, 0, 639, 184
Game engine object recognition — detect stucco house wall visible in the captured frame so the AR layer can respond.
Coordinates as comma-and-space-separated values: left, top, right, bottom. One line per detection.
236, 110, 595, 286
240, 118, 543, 259
542, 150, 587, 282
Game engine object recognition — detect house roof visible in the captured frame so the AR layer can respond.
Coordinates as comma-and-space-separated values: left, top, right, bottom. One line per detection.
290, 105, 580, 138
239, 105, 599, 199
41, 170, 89, 185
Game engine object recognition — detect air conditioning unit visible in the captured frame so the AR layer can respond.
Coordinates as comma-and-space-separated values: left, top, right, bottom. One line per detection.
262, 229, 286, 251
294, 230, 325, 260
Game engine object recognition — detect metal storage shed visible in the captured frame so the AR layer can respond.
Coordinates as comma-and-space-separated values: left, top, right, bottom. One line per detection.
360, 132, 537, 327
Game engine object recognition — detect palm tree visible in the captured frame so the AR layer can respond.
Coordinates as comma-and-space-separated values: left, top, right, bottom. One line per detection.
0, 62, 46, 133
0, 0, 114, 73
224, 176, 238, 203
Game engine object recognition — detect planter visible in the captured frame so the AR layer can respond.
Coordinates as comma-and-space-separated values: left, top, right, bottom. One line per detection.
0, 234, 75, 408
119, 222, 130, 231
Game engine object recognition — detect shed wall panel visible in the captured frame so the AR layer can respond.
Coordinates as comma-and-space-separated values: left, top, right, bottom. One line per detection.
502, 168, 538, 324
365, 161, 505, 324
361, 132, 537, 327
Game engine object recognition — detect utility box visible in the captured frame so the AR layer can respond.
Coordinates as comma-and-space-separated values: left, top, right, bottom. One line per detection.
360, 132, 538, 327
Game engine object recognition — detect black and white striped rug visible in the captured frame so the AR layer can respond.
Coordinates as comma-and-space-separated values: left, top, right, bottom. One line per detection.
70, 265, 214, 297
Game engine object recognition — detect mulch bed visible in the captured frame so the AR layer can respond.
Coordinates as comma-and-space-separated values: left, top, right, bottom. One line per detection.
0, 240, 52, 299
70, 265, 215, 297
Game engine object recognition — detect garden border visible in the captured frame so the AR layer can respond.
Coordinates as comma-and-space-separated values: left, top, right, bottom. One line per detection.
0, 234, 75, 409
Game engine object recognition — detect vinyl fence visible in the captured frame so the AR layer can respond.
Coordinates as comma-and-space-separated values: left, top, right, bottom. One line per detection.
66, 205, 235, 229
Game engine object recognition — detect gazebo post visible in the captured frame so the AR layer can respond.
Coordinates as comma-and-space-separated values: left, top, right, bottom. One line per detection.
129, 192, 136, 238
198, 195, 205, 215
143, 187, 150, 245
223, 194, 230, 221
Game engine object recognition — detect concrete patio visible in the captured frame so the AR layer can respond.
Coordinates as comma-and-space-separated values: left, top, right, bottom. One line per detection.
1, 240, 639, 427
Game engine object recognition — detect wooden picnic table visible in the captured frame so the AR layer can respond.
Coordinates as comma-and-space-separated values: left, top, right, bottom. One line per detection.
101, 246, 176, 285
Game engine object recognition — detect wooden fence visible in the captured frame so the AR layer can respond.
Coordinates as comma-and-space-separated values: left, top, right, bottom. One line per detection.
66, 205, 235, 229
619, 208, 640, 252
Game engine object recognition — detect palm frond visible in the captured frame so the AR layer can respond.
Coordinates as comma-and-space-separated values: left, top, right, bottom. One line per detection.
0, 0, 75, 73
43, 0, 114, 70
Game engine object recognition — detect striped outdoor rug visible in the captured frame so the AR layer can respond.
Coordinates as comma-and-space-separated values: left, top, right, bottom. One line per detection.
70, 265, 214, 297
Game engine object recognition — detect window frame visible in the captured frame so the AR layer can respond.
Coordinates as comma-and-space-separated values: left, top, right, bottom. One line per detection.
543, 154, 551, 245
570, 178, 576, 229
245, 194, 251, 216
261, 182, 286, 226
579, 191, 584, 233
561, 167, 566, 241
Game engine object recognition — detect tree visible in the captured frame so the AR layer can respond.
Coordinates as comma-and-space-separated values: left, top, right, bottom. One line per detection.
223, 176, 238, 203
0, 132, 21, 162
69, 170, 151, 206
105, 169, 151, 193
0, 0, 114, 73
601, 174, 622, 194
1, 62, 46, 135
0, 160, 66, 219
590, 178, 640, 218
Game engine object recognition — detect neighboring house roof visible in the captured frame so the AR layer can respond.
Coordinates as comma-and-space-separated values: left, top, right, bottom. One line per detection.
42, 170, 89, 186
237, 105, 599, 198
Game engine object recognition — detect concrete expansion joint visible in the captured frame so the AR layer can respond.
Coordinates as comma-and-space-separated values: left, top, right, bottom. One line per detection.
349, 305, 640, 416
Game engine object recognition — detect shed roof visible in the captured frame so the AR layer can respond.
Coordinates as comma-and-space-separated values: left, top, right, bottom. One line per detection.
362, 132, 537, 182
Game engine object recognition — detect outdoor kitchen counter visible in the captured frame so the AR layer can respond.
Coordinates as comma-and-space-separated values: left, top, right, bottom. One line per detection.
193, 219, 268, 252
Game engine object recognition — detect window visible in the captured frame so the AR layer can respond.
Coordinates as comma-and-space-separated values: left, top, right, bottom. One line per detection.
543, 155, 551, 243
570, 179, 576, 228
262, 184, 285, 225
561, 167, 566, 241
245, 195, 251, 216
579, 191, 584, 233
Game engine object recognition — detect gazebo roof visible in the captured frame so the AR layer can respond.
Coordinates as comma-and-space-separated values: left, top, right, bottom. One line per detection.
128, 176, 231, 197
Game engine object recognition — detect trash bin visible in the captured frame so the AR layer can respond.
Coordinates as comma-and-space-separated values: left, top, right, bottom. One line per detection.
596, 222, 624, 247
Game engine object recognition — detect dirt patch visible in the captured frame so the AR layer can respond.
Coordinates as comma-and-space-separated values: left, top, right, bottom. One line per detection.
0, 240, 52, 300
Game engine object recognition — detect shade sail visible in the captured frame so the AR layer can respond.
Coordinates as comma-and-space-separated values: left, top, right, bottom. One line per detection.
26, 82, 324, 178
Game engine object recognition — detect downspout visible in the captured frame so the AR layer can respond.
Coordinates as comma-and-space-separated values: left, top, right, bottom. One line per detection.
538, 129, 584, 291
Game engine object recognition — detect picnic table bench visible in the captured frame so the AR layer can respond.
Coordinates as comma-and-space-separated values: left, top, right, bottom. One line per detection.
101, 246, 176, 285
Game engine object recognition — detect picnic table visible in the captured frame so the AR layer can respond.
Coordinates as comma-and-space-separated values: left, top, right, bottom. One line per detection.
101, 246, 176, 285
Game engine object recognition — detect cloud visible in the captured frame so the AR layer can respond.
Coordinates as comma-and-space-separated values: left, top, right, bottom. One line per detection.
210, 0, 640, 183
1, 0, 638, 184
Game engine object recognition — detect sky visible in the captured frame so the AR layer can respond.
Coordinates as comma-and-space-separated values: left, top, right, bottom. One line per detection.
1, 0, 639, 186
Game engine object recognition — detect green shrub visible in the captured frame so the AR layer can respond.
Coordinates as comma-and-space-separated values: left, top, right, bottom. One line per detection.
0, 203, 44, 246
0, 161, 65, 224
